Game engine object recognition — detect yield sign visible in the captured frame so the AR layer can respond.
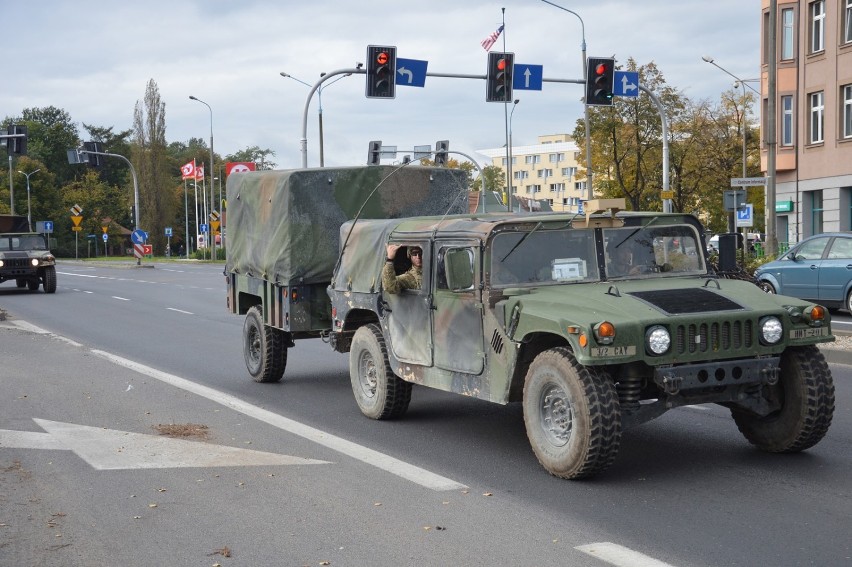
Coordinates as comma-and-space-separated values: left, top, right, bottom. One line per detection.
0, 419, 330, 470
70, 215, 83, 227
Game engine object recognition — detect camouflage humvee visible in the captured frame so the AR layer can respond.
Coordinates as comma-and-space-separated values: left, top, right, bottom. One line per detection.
326, 198, 835, 479
0, 215, 57, 293
227, 168, 835, 480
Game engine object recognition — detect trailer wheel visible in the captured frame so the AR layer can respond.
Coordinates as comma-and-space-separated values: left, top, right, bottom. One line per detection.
731, 345, 834, 452
43, 266, 57, 293
243, 305, 287, 383
350, 324, 411, 420
523, 347, 621, 479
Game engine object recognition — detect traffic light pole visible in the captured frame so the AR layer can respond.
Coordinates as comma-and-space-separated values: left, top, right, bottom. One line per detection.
79, 150, 141, 230
638, 85, 671, 213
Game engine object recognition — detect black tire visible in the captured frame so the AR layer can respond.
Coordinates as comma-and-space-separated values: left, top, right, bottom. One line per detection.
43, 266, 57, 294
26, 279, 39, 291
349, 324, 411, 420
731, 345, 834, 453
758, 280, 776, 294
15, 279, 26, 288
522, 347, 622, 480
846, 289, 852, 314
242, 305, 287, 383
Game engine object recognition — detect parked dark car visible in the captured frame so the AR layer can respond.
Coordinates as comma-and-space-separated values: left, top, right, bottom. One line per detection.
755, 232, 852, 311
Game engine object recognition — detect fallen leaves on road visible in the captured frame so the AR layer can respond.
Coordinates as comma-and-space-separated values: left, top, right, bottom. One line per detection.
153, 423, 209, 439
208, 546, 232, 558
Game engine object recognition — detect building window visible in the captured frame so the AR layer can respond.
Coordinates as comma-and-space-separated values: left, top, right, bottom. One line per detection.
782, 95, 795, 146
501, 157, 507, 166
810, 91, 824, 143
845, 0, 852, 44
525, 155, 540, 165
575, 181, 586, 191
810, 191, 824, 235
547, 199, 554, 206
550, 183, 565, 193
844, 85, 852, 139
562, 166, 577, 177
548, 153, 564, 163
810, 0, 825, 53
781, 8, 795, 60
514, 170, 528, 180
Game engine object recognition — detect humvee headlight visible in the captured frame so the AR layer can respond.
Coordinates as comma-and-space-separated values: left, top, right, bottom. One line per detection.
760, 316, 783, 344
0, 260, 4, 267
30, 258, 40, 267
646, 325, 670, 355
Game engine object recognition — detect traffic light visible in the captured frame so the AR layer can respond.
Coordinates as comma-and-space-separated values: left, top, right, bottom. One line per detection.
366, 45, 396, 98
6, 125, 27, 155
434, 140, 449, 166
586, 57, 615, 106
486, 52, 514, 103
368, 140, 382, 165
83, 142, 103, 167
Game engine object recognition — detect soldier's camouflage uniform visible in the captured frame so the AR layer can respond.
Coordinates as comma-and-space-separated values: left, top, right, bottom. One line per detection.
382, 261, 422, 293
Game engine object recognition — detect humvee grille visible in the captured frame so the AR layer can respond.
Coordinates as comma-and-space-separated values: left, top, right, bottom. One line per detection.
630, 288, 744, 314
3, 258, 29, 268
674, 319, 754, 355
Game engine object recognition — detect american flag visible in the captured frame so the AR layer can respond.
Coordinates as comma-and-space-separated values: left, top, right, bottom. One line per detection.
480, 25, 504, 51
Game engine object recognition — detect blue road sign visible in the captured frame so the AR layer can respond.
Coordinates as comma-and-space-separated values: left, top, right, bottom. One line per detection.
131, 229, 146, 245
200, 223, 208, 234
396, 58, 427, 87
102, 233, 108, 242
165, 227, 172, 237
513, 64, 543, 91
736, 204, 754, 227
613, 71, 640, 97
43, 221, 54, 233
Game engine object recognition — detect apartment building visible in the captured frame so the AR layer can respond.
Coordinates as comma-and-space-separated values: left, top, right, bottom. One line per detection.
762, 0, 852, 244
476, 134, 588, 212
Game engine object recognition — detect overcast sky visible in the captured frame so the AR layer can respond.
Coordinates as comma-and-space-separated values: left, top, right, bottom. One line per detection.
3, 0, 760, 170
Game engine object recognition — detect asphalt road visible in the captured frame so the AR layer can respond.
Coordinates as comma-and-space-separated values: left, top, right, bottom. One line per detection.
0, 260, 849, 567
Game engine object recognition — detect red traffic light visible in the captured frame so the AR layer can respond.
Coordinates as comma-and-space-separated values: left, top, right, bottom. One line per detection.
595, 62, 608, 75
376, 52, 388, 65
497, 58, 507, 71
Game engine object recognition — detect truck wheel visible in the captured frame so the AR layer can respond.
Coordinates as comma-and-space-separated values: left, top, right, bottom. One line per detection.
523, 347, 622, 479
43, 266, 57, 293
731, 345, 834, 452
243, 306, 287, 383
350, 324, 411, 420
15, 279, 26, 288
27, 279, 39, 291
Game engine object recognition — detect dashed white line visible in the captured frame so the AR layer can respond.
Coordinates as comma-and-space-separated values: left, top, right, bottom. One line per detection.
111, 296, 130, 301
575, 542, 677, 567
166, 307, 194, 315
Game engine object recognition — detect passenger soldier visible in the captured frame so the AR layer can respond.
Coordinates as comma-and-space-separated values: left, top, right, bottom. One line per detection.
383, 244, 422, 293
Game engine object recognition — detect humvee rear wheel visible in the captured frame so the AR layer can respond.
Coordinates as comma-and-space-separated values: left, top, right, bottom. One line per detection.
43, 266, 57, 293
27, 279, 39, 291
731, 345, 834, 452
243, 305, 287, 383
350, 323, 411, 420
523, 348, 621, 479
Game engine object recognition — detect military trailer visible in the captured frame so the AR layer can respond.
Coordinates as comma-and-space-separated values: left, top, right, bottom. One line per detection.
0, 215, 57, 293
228, 169, 836, 479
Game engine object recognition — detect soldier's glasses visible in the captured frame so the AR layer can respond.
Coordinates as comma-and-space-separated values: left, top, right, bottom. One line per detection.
410, 249, 422, 257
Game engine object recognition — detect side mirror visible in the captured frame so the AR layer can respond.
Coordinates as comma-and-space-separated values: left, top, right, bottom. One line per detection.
445, 248, 474, 291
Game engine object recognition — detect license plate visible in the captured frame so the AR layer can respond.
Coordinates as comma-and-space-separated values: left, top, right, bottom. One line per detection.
590, 345, 637, 357
789, 327, 829, 339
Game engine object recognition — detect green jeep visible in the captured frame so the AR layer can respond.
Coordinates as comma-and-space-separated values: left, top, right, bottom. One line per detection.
328, 199, 836, 479
0, 227, 57, 293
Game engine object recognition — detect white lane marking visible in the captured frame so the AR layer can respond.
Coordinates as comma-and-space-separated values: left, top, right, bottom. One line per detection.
27, 419, 329, 470
111, 296, 130, 301
166, 307, 194, 315
90, 349, 467, 492
10, 321, 83, 347
575, 542, 676, 567
0, 430, 65, 450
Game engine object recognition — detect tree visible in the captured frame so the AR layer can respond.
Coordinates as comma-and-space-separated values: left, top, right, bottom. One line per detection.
225, 146, 277, 170
132, 79, 176, 253
82, 123, 133, 191
3, 106, 81, 186
471, 165, 505, 193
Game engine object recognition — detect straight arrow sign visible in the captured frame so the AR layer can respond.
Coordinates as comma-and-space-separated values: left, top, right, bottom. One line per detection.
613, 70, 639, 97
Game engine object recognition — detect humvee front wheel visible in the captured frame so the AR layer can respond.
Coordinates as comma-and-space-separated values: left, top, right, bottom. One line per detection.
43, 266, 57, 293
15, 279, 26, 288
243, 305, 287, 383
523, 348, 621, 479
26, 279, 39, 291
731, 345, 834, 452
350, 324, 411, 420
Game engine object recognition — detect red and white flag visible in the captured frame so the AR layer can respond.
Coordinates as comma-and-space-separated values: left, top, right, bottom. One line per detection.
195, 165, 205, 181
180, 160, 196, 180
481, 24, 504, 51
226, 162, 257, 176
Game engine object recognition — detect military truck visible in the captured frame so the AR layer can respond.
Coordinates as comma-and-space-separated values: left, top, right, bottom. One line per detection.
0, 215, 57, 293
227, 169, 836, 479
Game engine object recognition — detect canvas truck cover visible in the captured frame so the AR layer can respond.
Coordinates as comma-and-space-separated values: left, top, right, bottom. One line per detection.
0, 215, 29, 233
226, 165, 469, 284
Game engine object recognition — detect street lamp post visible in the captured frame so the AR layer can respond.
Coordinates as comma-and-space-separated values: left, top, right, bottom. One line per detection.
540, 0, 592, 200
508, 99, 520, 209
189, 95, 216, 259
702, 56, 760, 233
17, 168, 40, 231
281, 71, 351, 167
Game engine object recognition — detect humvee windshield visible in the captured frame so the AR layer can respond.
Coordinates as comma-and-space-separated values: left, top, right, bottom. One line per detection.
491, 228, 599, 285
603, 224, 705, 278
0, 235, 46, 251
